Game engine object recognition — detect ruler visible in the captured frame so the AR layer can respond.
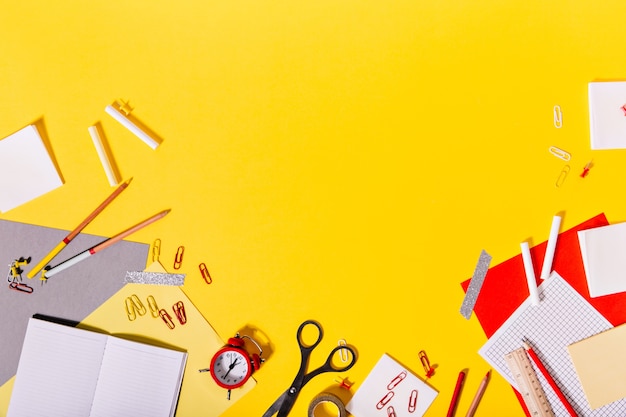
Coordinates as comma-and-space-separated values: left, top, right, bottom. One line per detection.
504, 347, 555, 417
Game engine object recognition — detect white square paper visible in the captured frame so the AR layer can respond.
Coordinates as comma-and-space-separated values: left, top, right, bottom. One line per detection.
346, 354, 438, 417
588, 81, 626, 150
578, 222, 626, 297
0, 125, 63, 212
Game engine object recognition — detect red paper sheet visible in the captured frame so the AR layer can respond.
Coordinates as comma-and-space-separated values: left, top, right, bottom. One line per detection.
461, 213, 626, 415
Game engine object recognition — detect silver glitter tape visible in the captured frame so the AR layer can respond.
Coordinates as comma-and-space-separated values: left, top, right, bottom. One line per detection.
460, 250, 492, 320
124, 271, 185, 286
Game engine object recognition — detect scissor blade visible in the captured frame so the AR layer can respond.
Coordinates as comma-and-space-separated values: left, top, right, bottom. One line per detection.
261, 390, 290, 417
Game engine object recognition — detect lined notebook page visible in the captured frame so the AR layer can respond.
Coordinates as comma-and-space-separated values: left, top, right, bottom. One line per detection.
7, 318, 108, 417
89, 336, 187, 417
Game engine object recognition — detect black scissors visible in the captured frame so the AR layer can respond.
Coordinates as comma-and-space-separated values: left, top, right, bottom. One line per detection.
261, 320, 357, 417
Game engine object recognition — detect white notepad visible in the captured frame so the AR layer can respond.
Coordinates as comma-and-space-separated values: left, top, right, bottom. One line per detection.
578, 222, 626, 297
7, 318, 187, 417
588, 81, 626, 150
0, 125, 63, 212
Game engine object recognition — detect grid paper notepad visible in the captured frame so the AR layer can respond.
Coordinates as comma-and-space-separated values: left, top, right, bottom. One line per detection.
479, 272, 626, 415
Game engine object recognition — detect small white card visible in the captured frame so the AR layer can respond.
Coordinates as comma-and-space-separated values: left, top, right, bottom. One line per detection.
588, 81, 626, 150
578, 222, 626, 297
346, 354, 438, 417
0, 125, 63, 212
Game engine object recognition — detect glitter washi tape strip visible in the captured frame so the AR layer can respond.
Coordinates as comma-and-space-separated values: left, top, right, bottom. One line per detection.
460, 250, 492, 320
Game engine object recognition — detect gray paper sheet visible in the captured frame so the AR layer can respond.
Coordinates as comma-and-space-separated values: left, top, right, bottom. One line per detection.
0, 219, 148, 385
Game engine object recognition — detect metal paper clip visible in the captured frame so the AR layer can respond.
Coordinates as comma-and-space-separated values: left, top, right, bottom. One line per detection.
408, 389, 418, 413
387, 371, 407, 390
173, 246, 184, 269
7, 257, 30, 283
553, 105, 563, 128
9, 281, 33, 293
199, 263, 212, 284
152, 239, 161, 262
130, 294, 146, 316
376, 391, 394, 410
147, 295, 159, 318
548, 146, 571, 161
159, 309, 175, 329
338, 339, 349, 362
387, 406, 397, 417
555, 165, 570, 188
419, 350, 435, 378
125, 297, 137, 321
172, 301, 187, 325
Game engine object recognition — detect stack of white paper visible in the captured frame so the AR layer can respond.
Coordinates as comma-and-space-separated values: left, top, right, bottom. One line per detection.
588, 81, 626, 150
578, 222, 626, 297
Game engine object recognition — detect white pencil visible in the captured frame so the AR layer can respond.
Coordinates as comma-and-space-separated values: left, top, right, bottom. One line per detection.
540, 215, 562, 280
521, 242, 540, 305
105, 103, 160, 150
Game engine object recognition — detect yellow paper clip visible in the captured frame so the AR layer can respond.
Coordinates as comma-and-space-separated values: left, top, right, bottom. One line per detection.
199, 263, 212, 284
553, 105, 563, 128
130, 294, 147, 316
555, 165, 570, 188
147, 295, 159, 318
152, 239, 161, 262
173, 301, 187, 325
419, 350, 435, 378
125, 297, 137, 321
159, 309, 175, 329
173, 246, 184, 270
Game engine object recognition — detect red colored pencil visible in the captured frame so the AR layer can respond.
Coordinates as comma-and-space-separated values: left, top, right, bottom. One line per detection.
447, 370, 466, 417
523, 341, 578, 417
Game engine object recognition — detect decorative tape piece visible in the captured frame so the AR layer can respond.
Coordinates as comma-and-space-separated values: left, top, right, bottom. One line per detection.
124, 271, 185, 286
308, 392, 347, 417
460, 250, 492, 319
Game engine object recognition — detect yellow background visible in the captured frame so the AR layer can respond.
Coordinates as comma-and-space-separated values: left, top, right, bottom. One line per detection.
2, 1, 626, 415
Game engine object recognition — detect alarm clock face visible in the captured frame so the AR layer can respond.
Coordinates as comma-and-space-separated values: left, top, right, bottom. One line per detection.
210, 347, 251, 389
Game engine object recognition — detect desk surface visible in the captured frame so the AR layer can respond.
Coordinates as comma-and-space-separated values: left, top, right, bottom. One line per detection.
2, 1, 625, 415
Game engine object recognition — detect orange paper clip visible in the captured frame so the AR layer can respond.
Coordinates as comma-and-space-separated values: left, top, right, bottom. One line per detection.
419, 350, 435, 378
173, 246, 184, 269
172, 301, 187, 325
408, 389, 418, 412
387, 406, 397, 417
159, 309, 175, 329
199, 263, 212, 284
377, 391, 394, 410
8, 281, 33, 294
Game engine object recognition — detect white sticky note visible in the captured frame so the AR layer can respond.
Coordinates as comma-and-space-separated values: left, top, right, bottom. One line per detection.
346, 354, 438, 417
588, 81, 626, 150
0, 125, 63, 212
578, 222, 626, 297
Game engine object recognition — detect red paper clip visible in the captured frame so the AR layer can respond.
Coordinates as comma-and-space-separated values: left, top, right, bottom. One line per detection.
419, 350, 435, 378
8, 281, 33, 293
376, 391, 394, 410
199, 263, 212, 284
159, 309, 175, 329
387, 406, 397, 417
387, 371, 406, 390
580, 161, 593, 178
172, 301, 186, 325
408, 389, 418, 413
173, 246, 184, 269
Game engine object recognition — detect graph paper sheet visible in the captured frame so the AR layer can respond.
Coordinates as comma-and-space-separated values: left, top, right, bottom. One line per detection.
479, 272, 626, 415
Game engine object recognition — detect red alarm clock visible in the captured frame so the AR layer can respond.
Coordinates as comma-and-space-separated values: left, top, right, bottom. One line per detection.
201, 333, 264, 398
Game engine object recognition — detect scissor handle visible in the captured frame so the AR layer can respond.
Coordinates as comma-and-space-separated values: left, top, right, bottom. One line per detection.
296, 320, 323, 351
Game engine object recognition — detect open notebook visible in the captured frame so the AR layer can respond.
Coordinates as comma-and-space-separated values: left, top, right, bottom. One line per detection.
7, 318, 187, 417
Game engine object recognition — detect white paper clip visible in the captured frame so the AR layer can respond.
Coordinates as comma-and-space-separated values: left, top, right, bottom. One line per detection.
553, 105, 563, 128
105, 100, 160, 150
548, 146, 571, 161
